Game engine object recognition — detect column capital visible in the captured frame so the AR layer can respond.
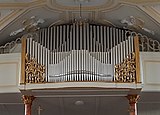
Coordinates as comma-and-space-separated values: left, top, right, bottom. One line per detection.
22, 95, 35, 105
126, 94, 140, 115
126, 94, 140, 104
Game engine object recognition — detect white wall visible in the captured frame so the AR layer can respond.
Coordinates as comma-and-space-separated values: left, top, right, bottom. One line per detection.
0, 53, 21, 93
140, 52, 160, 91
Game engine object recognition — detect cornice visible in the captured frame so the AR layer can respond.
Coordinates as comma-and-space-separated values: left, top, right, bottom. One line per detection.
0, 3, 28, 9
139, 6, 160, 26
0, 2, 48, 32
46, 0, 118, 11
0, 0, 46, 9
120, 0, 160, 5
0, 9, 24, 31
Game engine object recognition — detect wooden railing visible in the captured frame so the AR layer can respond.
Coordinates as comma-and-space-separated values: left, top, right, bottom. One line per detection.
20, 23, 141, 84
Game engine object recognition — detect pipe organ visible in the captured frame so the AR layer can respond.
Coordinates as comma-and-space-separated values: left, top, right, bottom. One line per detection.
24, 23, 136, 83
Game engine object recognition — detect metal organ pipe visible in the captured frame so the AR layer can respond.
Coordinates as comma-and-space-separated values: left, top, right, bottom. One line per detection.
117, 29, 119, 64
83, 24, 86, 81
67, 25, 70, 81
128, 35, 131, 54
125, 31, 128, 57
73, 23, 75, 81
86, 23, 89, 81
131, 33, 134, 53
80, 24, 82, 81
103, 26, 106, 64
119, 29, 123, 63
122, 30, 126, 61
97, 26, 100, 81
59, 26, 62, 65
35, 40, 37, 64
64, 27, 67, 81
110, 28, 114, 68
93, 25, 96, 81
100, 26, 103, 81
89, 25, 92, 81
29, 38, 32, 58
26, 38, 30, 57
32, 40, 35, 58
104, 26, 107, 81
107, 27, 109, 64
25, 23, 136, 83
70, 25, 73, 81
53, 26, 56, 65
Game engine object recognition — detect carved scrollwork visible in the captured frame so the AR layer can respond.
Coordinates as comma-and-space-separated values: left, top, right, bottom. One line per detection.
25, 54, 45, 83
139, 36, 160, 52
126, 95, 140, 104
0, 37, 21, 54
115, 53, 136, 82
22, 95, 35, 105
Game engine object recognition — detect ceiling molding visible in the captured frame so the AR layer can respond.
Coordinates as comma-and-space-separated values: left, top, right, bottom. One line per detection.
67, 10, 96, 22
42, 4, 66, 14
0, 4, 64, 33
46, 0, 118, 11
0, 0, 45, 9
100, 19, 116, 27
100, 2, 123, 13
138, 6, 160, 26
0, 0, 47, 31
120, 0, 160, 5
101, 3, 160, 29
49, 19, 64, 27
0, 3, 28, 9
0, 9, 24, 31
0, 9, 13, 20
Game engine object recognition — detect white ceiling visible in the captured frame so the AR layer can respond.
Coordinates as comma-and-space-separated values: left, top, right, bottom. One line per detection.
0, 0, 160, 45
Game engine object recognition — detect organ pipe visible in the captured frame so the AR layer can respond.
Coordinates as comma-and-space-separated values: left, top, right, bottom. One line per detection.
25, 23, 135, 83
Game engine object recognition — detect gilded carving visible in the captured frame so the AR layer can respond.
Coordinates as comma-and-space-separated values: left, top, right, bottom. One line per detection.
127, 94, 140, 104
25, 54, 45, 83
126, 94, 140, 114
115, 53, 136, 82
22, 95, 35, 105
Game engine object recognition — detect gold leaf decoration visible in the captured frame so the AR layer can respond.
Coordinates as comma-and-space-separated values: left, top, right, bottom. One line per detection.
115, 53, 136, 82
25, 54, 45, 83
22, 95, 35, 105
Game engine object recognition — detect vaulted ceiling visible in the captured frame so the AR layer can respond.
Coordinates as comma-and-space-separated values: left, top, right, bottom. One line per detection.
0, 0, 160, 45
